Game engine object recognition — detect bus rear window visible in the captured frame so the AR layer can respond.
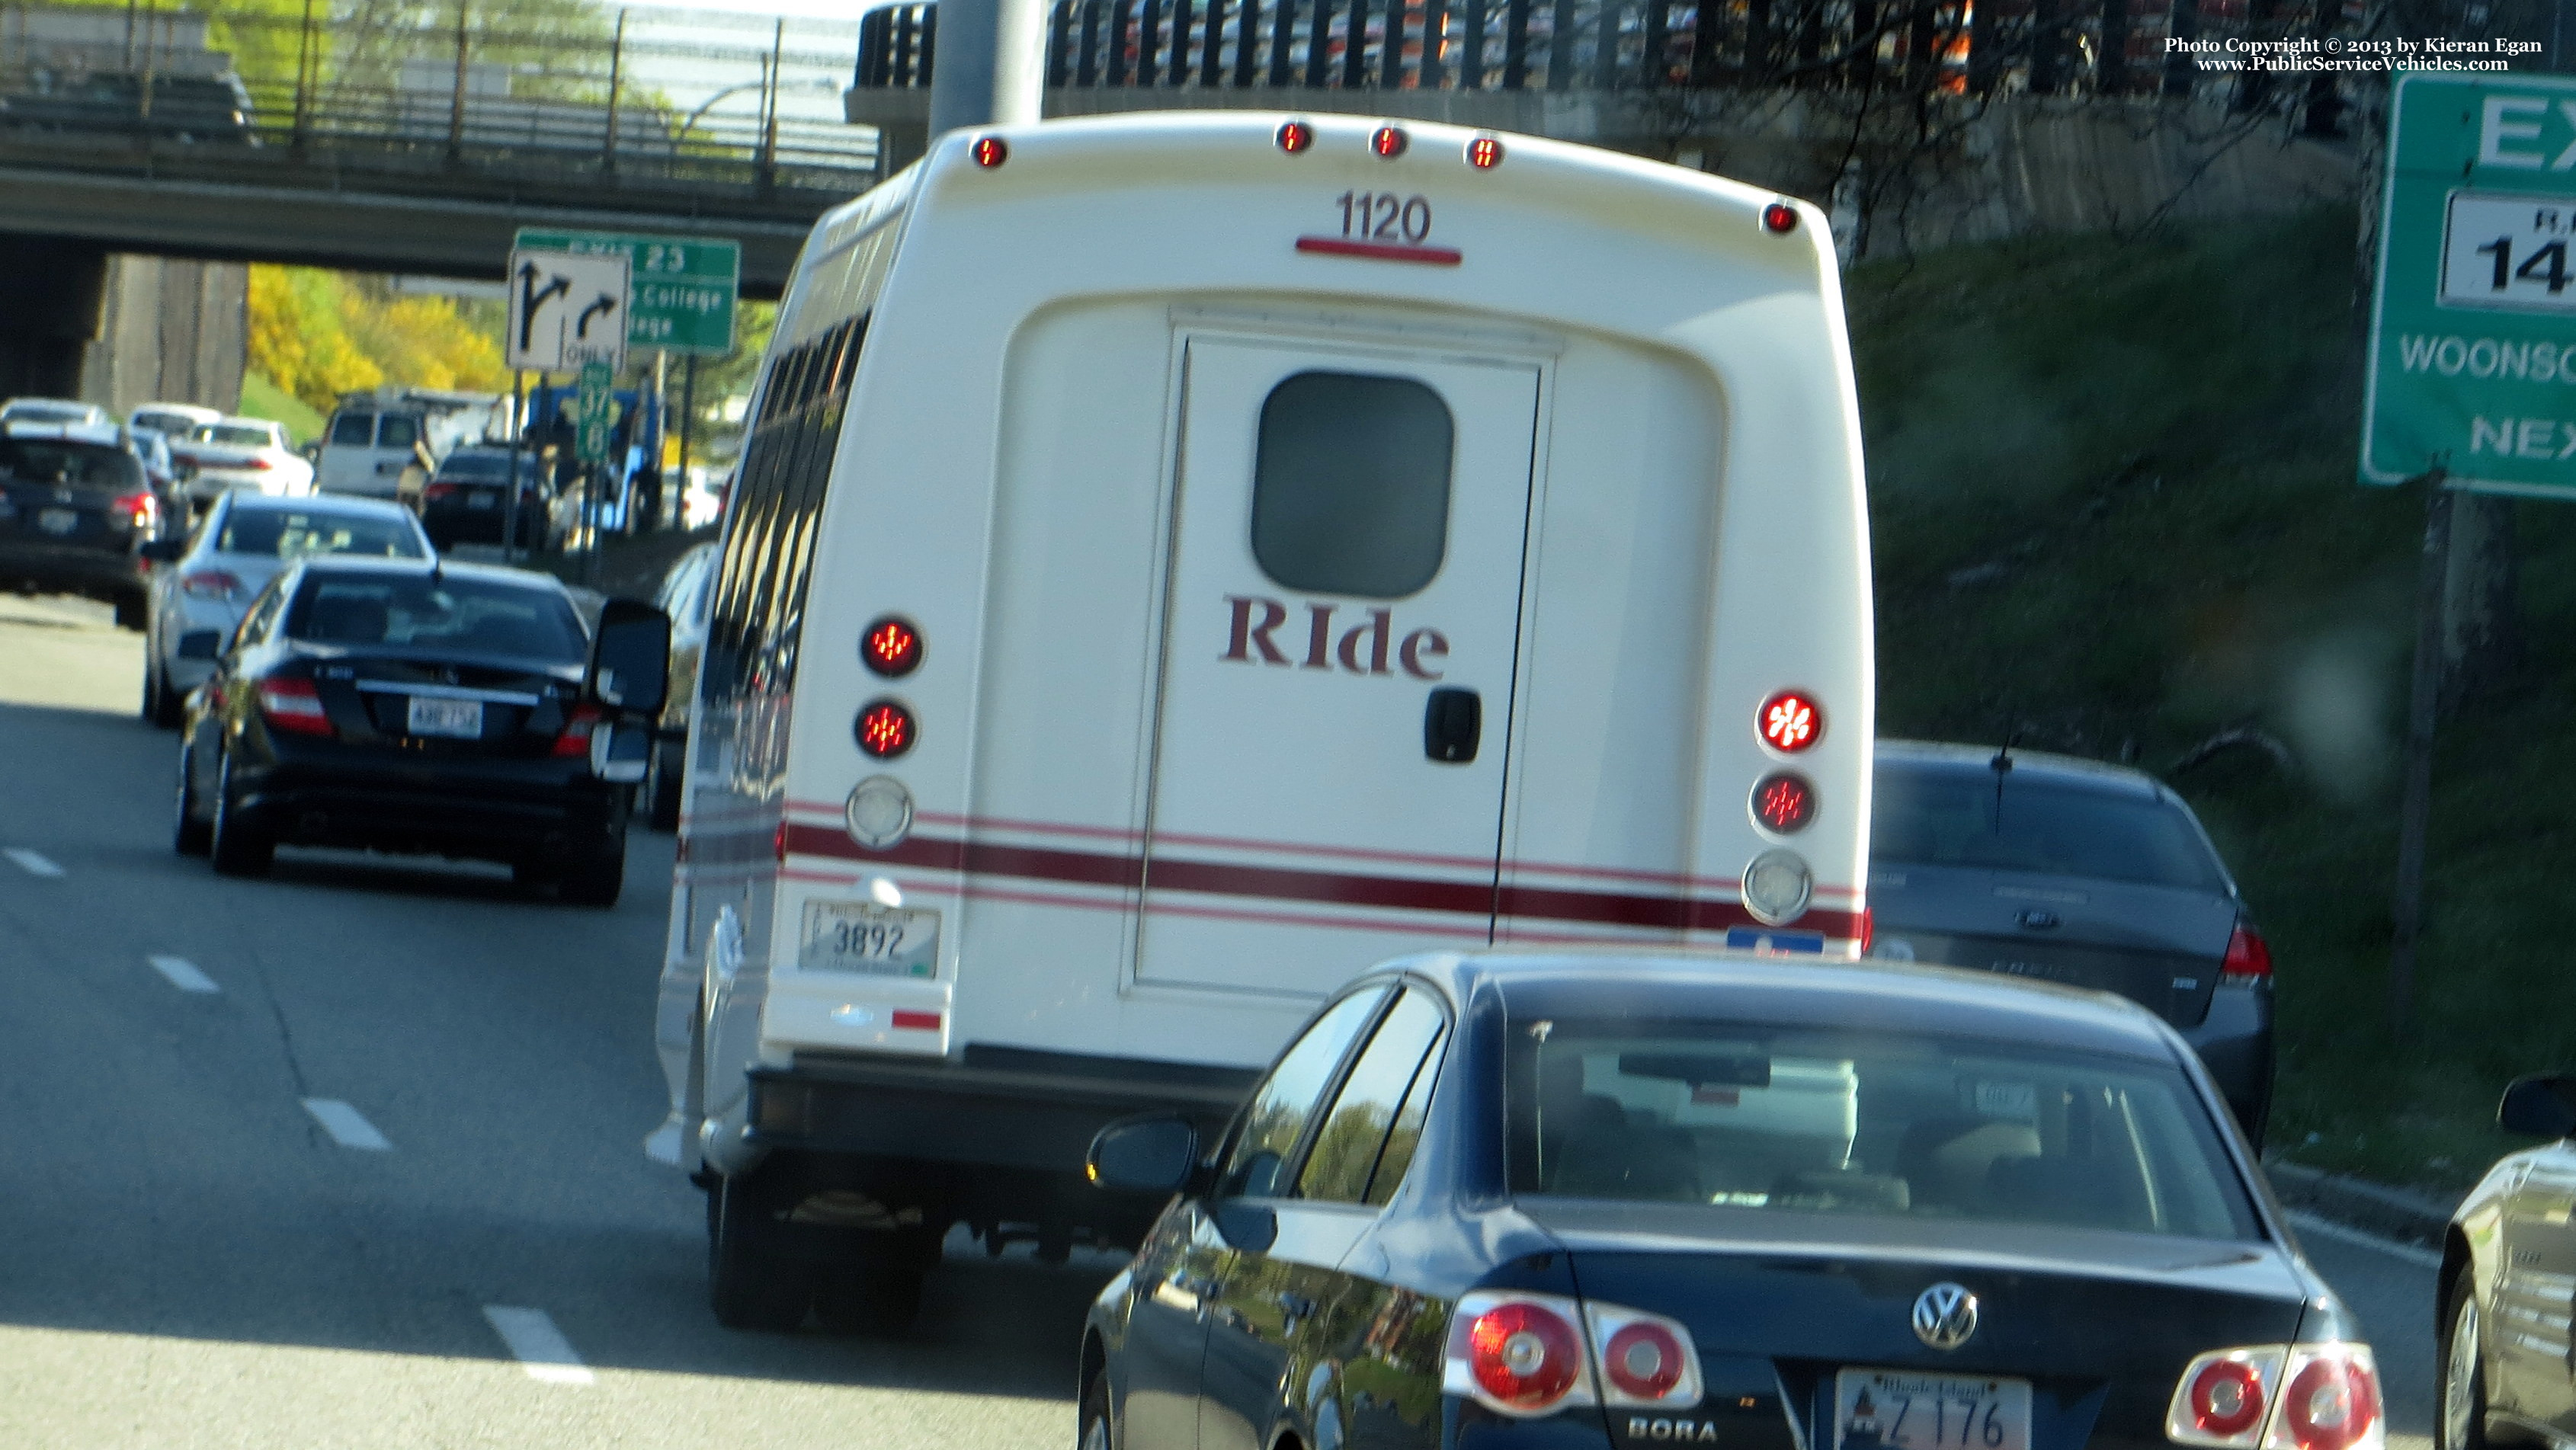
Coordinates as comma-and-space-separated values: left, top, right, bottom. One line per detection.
1251, 371, 1453, 599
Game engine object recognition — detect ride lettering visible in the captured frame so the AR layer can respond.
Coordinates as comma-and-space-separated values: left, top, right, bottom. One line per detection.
1222, 595, 1448, 680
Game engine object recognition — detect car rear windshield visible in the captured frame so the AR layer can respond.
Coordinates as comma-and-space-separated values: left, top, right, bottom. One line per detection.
287, 575, 585, 661
0, 437, 143, 489
437, 454, 521, 480
218, 509, 425, 561
1871, 770, 2228, 891
1506, 1016, 2257, 1241
200, 425, 271, 448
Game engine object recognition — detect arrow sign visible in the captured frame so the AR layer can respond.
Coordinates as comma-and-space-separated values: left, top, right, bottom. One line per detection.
504, 248, 629, 372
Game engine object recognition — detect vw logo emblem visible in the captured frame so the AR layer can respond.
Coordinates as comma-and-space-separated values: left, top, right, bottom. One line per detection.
1911, 1283, 1978, 1351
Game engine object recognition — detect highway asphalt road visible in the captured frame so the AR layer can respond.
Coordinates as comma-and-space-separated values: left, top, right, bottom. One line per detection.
0, 591, 2443, 1448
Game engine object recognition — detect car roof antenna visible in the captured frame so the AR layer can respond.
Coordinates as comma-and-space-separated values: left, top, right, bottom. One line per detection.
1990, 724, 2019, 824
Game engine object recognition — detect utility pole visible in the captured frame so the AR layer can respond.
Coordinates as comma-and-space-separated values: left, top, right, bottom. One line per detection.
2388, 472, 2452, 1039
925, 0, 1047, 139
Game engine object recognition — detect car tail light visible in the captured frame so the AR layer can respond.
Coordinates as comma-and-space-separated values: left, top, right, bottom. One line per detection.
245, 455, 274, 470
2275, 1346, 2380, 1450
2222, 923, 2272, 985
180, 568, 242, 601
552, 703, 603, 758
422, 482, 460, 504
256, 675, 332, 736
1443, 1292, 1593, 1417
2167, 1346, 2379, 1450
110, 489, 157, 530
1584, 1303, 1702, 1408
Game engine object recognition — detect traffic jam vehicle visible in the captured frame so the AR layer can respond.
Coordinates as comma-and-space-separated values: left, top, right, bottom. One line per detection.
652, 110, 1875, 1333
139, 492, 432, 728
1867, 741, 2276, 1138
2439, 1072, 2576, 1450
174, 556, 666, 904
175, 416, 314, 507
1081, 952, 2385, 1450
0, 416, 165, 628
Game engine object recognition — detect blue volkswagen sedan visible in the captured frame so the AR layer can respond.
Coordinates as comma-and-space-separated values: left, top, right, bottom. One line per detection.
1081, 953, 2381, 1450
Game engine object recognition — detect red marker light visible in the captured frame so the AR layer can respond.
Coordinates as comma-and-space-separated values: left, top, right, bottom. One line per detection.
1466, 135, 1504, 168
1761, 200, 1799, 234
971, 135, 1009, 168
1372, 125, 1408, 158
1757, 690, 1823, 753
1277, 120, 1314, 153
863, 616, 923, 677
856, 699, 916, 759
1751, 773, 1817, 834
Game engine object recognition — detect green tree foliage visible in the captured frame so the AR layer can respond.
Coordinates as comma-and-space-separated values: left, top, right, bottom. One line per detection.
248, 266, 506, 415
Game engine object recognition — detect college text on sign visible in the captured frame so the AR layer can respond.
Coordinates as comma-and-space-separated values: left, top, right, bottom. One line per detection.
2366, 72, 2576, 495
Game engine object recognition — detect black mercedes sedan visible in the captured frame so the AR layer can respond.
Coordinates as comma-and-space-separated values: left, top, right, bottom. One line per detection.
172, 556, 666, 904
1082, 953, 2380, 1450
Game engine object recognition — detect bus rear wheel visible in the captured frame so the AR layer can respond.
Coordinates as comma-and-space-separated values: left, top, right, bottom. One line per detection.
708, 1167, 810, 1332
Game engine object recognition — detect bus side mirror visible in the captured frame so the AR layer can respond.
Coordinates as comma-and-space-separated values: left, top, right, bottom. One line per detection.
1088, 1116, 1201, 1196
585, 598, 669, 718
2501, 1074, 2576, 1138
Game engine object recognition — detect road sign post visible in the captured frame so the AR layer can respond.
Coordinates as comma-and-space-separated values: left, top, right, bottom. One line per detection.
2363, 71, 2576, 1033
514, 229, 739, 357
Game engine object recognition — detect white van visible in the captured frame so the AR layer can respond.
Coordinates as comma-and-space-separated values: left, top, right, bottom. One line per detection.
315, 401, 430, 499
650, 110, 1876, 1331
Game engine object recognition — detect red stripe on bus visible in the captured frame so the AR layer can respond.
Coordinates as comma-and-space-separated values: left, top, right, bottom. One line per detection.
1294, 236, 1464, 266
778, 824, 1862, 939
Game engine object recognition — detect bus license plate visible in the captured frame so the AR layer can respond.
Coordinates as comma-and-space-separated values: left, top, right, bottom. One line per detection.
799, 900, 940, 978
407, 696, 482, 738
1833, 1370, 2030, 1450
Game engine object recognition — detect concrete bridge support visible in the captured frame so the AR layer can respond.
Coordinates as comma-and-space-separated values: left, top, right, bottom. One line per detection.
83, 254, 248, 417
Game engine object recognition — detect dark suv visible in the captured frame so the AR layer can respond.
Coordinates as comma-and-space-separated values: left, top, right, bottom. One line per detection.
0, 421, 165, 626
1869, 740, 2274, 1138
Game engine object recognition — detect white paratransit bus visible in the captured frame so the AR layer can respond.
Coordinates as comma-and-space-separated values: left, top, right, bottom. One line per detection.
649, 109, 1876, 1332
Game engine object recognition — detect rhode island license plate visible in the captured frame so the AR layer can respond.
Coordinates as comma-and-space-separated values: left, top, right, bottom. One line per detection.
799, 900, 940, 978
406, 695, 482, 738
1833, 1370, 2031, 1450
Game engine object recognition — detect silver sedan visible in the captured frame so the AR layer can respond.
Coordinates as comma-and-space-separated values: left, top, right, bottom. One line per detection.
139, 492, 432, 727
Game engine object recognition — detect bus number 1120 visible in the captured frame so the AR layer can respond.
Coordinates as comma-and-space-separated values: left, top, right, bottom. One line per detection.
1338, 192, 1433, 244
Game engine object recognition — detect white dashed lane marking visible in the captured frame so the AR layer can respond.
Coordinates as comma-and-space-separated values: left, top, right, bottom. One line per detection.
3, 849, 63, 878
147, 955, 220, 994
300, 1099, 392, 1152
481, 1306, 594, 1385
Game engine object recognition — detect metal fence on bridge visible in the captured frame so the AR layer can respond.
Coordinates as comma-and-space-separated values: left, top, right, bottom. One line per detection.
856, 0, 2370, 111
0, 2, 873, 201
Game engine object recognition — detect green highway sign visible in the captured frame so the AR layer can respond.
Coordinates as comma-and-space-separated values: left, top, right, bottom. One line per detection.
514, 229, 739, 357
574, 360, 617, 463
2366, 71, 2576, 496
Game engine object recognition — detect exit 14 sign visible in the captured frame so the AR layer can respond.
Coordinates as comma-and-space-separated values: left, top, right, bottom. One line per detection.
2365, 71, 2576, 496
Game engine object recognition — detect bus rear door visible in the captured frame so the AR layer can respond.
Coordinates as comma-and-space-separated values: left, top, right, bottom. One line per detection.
1137, 332, 1542, 998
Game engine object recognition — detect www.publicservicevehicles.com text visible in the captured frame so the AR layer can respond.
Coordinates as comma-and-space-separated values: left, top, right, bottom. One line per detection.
2169, 36, 2524, 70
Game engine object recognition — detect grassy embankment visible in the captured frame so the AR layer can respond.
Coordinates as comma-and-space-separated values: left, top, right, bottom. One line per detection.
237, 371, 327, 444
1850, 206, 2576, 1190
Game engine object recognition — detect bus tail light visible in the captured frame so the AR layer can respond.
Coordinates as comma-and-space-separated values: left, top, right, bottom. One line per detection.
863, 616, 922, 677
857, 699, 916, 759
1758, 690, 1822, 752
1443, 1292, 1593, 1417
1751, 772, 1817, 834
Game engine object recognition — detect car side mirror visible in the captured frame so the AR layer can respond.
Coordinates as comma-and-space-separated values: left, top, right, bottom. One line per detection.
585, 598, 669, 717
2501, 1074, 2576, 1138
1087, 1115, 1201, 1196
139, 536, 184, 563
